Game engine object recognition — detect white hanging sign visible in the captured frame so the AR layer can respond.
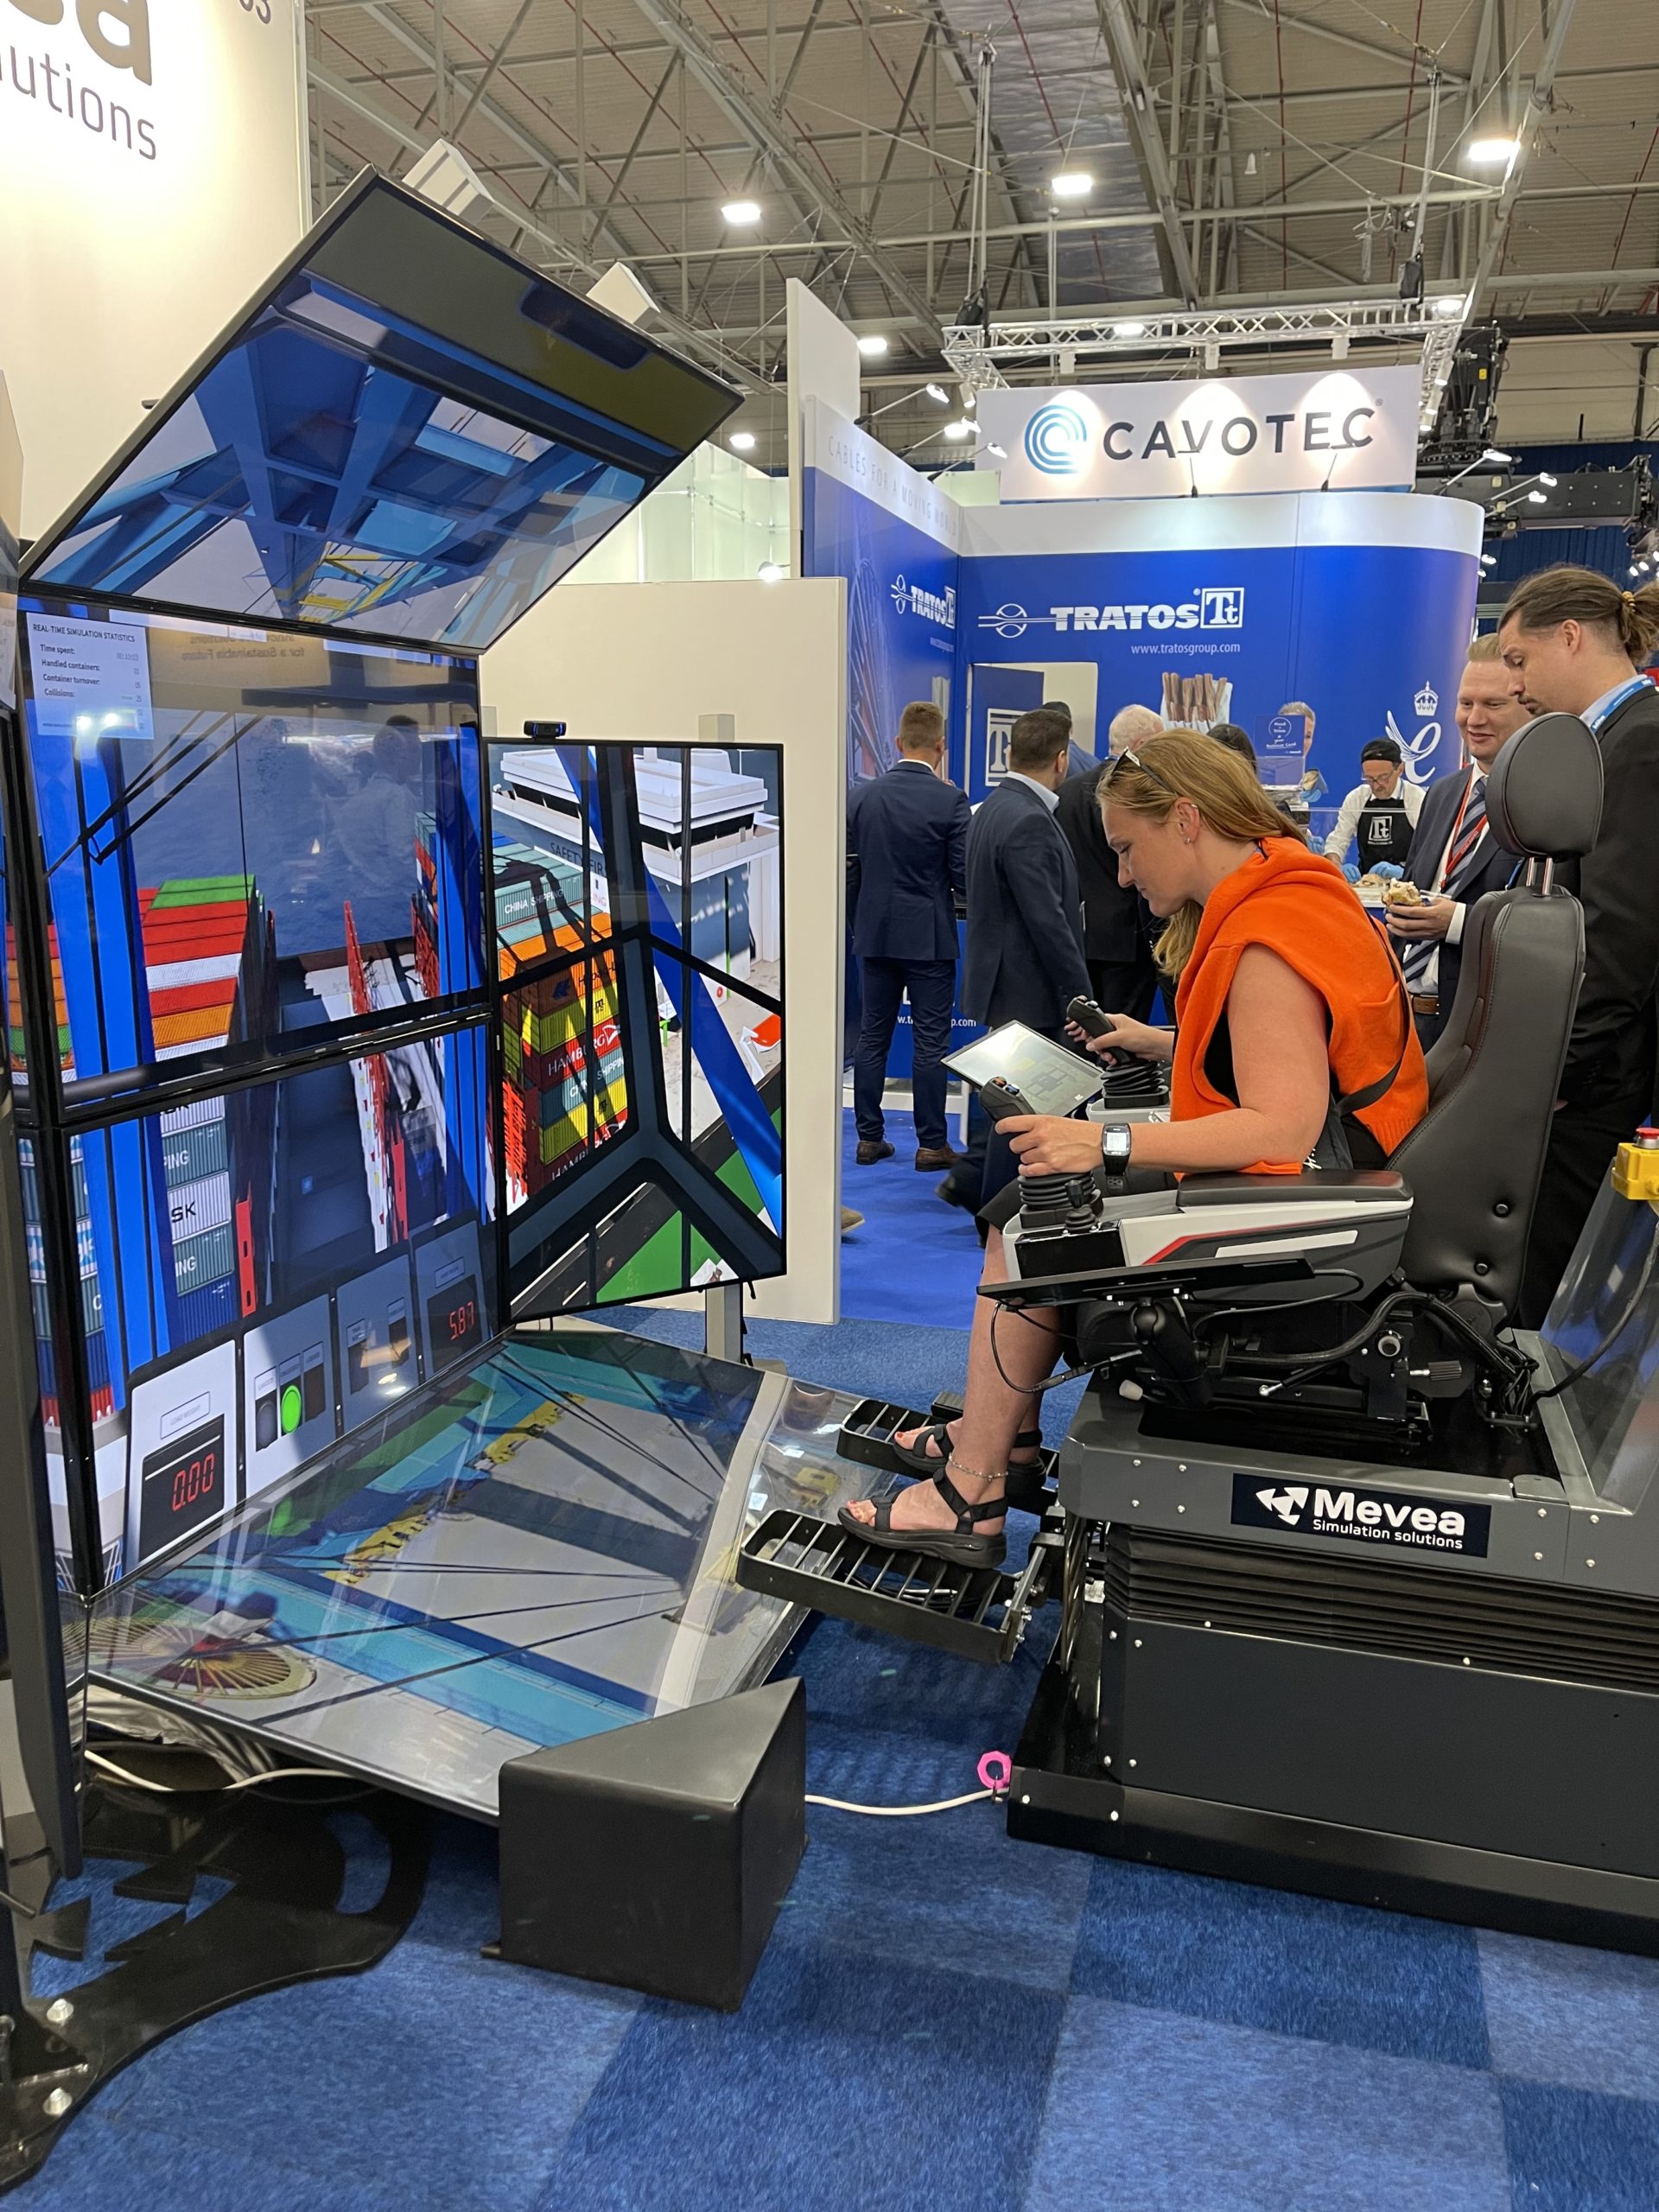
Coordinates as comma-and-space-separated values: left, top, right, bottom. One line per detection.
978, 365, 1424, 502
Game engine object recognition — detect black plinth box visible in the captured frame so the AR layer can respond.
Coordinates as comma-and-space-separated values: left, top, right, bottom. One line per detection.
496, 1676, 806, 2011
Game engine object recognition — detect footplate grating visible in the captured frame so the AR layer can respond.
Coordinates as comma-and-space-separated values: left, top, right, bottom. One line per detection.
738, 1510, 1059, 1663
836, 1400, 1058, 1513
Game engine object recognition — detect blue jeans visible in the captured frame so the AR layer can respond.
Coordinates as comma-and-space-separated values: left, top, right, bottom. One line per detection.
854, 957, 957, 1150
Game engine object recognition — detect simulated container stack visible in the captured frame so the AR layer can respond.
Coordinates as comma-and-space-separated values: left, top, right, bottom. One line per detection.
139, 875, 276, 1342
493, 842, 626, 1200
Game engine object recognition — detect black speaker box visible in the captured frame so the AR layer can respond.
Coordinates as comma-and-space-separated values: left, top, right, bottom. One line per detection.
495, 1675, 805, 2011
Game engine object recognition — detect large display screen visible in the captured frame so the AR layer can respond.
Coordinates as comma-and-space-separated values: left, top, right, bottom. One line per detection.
30, 1028, 493, 1585
19, 177, 739, 652
489, 742, 784, 1311
15, 601, 486, 1097
91, 1329, 878, 1818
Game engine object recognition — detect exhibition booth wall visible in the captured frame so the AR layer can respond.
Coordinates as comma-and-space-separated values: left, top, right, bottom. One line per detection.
800, 397, 1484, 806
3, 0, 308, 534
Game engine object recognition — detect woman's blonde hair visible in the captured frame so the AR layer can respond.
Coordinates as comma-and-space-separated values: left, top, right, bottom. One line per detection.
1099, 725, 1307, 978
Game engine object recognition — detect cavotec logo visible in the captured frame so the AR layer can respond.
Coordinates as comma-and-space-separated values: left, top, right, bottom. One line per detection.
1023, 401, 1091, 477
1230, 1472, 1491, 1557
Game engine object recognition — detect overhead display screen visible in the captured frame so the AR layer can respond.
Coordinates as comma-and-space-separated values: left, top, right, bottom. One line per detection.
19, 175, 739, 651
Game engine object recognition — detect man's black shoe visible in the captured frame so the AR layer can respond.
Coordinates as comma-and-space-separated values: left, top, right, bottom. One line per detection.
935, 1174, 978, 1213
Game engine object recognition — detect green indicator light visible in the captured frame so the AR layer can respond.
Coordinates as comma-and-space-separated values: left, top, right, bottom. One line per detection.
279, 1383, 303, 1435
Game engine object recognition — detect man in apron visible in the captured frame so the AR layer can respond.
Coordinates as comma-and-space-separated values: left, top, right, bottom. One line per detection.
1323, 737, 1424, 870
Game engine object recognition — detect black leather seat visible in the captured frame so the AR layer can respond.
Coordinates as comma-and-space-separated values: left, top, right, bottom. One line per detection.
1389, 712, 1602, 1317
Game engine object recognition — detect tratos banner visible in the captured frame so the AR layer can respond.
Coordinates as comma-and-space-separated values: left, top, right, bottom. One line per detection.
1, 0, 307, 532
979, 365, 1423, 503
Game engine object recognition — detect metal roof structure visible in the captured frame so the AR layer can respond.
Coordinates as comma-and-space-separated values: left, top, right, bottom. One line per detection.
304, 0, 1656, 457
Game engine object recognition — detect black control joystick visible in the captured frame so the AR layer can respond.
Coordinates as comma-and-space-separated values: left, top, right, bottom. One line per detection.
978, 1077, 1038, 1122
1066, 995, 1116, 1040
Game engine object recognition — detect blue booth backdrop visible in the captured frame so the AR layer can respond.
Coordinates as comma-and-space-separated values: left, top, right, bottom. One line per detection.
803, 411, 1484, 1079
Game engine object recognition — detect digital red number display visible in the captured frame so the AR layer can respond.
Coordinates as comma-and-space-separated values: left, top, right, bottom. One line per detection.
169, 1450, 218, 1516
138, 1416, 229, 1564
426, 1277, 481, 1367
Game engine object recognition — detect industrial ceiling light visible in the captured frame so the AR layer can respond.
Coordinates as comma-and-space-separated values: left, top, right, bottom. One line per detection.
1050, 170, 1093, 200
943, 419, 973, 441
1244, 151, 1257, 178
1113, 321, 1147, 340
758, 560, 787, 582
728, 430, 757, 452
857, 334, 889, 357
721, 199, 762, 225
1482, 448, 1513, 464
1528, 489, 1548, 504
925, 383, 950, 404
1481, 553, 1498, 567
1466, 137, 1519, 166
1539, 472, 1559, 486
1433, 293, 1467, 316
985, 442, 1008, 459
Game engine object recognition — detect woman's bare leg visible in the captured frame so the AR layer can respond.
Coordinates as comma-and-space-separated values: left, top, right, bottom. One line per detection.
843, 1229, 1062, 1535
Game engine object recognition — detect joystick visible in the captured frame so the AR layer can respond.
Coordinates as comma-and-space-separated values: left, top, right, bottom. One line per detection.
1065, 995, 1116, 1040
978, 1078, 1037, 1122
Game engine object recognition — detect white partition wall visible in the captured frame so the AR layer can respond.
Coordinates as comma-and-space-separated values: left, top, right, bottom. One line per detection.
483, 578, 849, 1326
2, 0, 308, 533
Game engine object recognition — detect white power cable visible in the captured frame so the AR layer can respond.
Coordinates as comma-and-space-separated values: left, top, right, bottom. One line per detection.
86, 1749, 358, 1795
804, 1789, 995, 1817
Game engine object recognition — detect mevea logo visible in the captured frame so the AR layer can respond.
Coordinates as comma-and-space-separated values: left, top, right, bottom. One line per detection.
1048, 588, 1245, 634
888, 575, 956, 629
1231, 1471, 1491, 1556
1023, 401, 1090, 477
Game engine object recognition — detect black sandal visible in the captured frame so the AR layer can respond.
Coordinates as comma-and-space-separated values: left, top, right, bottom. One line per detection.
838, 1469, 1008, 1567
892, 1421, 1043, 1478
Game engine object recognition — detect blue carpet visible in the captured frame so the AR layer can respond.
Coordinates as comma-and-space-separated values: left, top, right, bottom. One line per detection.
837, 1105, 987, 1325
14, 1300, 1659, 2209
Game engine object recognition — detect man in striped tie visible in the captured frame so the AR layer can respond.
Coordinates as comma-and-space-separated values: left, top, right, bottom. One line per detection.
1387, 635, 1532, 1047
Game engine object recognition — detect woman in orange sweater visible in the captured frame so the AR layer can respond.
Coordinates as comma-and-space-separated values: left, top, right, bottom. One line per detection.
842, 728, 1427, 1566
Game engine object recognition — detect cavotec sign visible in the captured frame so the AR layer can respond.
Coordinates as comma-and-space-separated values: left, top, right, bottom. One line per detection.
979, 365, 1424, 503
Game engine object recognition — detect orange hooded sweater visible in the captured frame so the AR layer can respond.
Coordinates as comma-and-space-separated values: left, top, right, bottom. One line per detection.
1171, 838, 1429, 1171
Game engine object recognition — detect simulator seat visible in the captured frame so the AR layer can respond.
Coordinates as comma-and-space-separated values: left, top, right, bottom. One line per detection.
990, 712, 1605, 1437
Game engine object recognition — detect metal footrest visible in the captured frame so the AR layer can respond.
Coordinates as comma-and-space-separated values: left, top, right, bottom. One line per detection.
738, 1510, 1063, 1665
836, 1398, 1058, 1512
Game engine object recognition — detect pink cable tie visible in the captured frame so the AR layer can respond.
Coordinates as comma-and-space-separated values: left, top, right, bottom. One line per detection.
977, 1751, 1013, 1796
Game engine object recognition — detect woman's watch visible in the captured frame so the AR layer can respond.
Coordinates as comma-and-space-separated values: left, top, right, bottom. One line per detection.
1098, 1122, 1133, 1192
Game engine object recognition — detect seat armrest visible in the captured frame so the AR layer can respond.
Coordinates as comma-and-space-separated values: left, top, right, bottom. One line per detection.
1175, 1170, 1408, 1209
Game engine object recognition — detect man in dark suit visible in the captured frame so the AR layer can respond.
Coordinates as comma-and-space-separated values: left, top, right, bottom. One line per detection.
1055, 701, 1163, 1020
1495, 567, 1659, 1324
1388, 637, 1531, 1048
936, 706, 1091, 1214
847, 701, 972, 1171
963, 705, 1092, 1036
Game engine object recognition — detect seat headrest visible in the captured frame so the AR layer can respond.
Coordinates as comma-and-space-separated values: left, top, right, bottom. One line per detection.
1484, 712, 1603, 861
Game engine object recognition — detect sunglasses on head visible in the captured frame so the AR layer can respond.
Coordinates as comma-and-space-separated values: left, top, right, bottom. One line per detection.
1103, 746, 1180, 800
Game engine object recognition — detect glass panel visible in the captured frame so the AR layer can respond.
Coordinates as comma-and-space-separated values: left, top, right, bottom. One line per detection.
16, 601, 485, 1096
30, 1030, 492, 1588
1541, 1174, 1659, 1509
21, 179, 737, 651
489, 741, 783, 1313
90, 1328, 880, 1819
